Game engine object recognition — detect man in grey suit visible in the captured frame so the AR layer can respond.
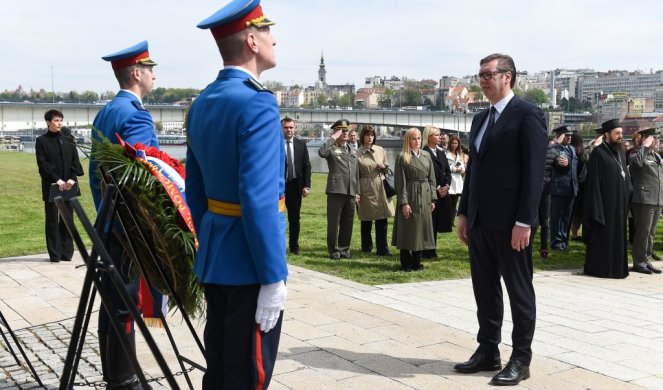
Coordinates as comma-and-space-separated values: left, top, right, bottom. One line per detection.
319, 119, 359, 259
629, 127, 663, 274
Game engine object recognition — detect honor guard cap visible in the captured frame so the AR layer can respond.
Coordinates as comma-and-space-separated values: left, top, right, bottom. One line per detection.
102, 41, 157, 70
553, 125, 573, 135
638, 127, 659, 137
331, 119, 351, 130
601, 119, 622, 133
198, 0, 274, 40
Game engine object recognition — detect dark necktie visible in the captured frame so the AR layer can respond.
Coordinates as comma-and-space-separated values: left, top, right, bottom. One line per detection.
476, 106, 496, 152
286, 140, 295, 180
487, 106, 496, 132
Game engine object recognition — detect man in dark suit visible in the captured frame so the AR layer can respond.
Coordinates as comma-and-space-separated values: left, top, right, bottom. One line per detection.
455, 53, 547, 386
282, 117, 311, 255
35, 109, 84, 263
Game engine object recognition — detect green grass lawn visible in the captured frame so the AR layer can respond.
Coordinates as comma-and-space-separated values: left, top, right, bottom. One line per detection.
0, 151, 97, 257
0, 151, 632, 285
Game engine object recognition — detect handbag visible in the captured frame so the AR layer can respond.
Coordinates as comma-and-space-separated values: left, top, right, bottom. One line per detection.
382, 168, 396, 198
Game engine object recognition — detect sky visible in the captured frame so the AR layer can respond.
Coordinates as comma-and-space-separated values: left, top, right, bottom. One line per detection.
2, 0, 662, 94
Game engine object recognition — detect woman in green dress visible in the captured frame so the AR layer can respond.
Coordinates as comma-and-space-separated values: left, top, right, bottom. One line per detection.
392, 128, 437, 271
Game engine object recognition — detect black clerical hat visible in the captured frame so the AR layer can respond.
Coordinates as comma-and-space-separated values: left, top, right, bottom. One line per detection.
601, 119, 621, 133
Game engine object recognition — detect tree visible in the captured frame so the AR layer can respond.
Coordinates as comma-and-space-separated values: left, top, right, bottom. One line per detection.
336, 93, 352, 108
401, 88, 421, 106
560, 97, 594, 113
523, 88, 548, 106
380, 88, 396, 108
469, 85, 482, 93
263, 80, 284, 91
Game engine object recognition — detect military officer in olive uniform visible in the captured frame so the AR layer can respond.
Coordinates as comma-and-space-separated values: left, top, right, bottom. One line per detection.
319, 119, 360, 259
629, 127, 663, 274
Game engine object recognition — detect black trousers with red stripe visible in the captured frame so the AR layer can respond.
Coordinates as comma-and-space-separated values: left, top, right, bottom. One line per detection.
203, 284, 282, 390
98, 233, 140, 384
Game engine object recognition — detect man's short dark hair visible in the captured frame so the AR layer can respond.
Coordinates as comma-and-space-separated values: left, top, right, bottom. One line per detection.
281, 117, 295, 126
44, 109, 63, 122
480, 53, 517, 88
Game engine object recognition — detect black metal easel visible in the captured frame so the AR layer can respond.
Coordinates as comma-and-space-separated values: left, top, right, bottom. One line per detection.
0, 310, 43, 387
54, 172, 205, 389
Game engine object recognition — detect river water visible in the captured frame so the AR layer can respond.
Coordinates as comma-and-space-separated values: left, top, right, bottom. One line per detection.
23, 143, 403, 174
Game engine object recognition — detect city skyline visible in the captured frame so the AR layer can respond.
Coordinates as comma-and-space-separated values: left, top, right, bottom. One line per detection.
2, 0, 662, 93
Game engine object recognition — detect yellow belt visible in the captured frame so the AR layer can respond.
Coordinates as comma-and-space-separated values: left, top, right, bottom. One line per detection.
208, 196, 286, 217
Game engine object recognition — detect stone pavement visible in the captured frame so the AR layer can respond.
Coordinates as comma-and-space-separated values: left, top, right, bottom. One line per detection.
2, 253, 663, 389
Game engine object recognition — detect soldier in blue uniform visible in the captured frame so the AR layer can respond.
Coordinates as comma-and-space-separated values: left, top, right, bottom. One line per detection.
89, 40, 158, 390
186, 1, 288, 388
549, 125, 578, 251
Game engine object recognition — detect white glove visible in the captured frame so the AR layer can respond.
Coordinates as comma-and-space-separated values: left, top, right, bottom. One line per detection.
255, 280, 287, 333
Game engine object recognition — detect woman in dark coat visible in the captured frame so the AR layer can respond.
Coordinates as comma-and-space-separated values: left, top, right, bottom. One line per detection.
421, 126, 452, 259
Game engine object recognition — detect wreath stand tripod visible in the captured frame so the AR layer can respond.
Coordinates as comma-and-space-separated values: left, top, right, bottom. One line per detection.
55, 175, 205, 390
0, 310, 43, 387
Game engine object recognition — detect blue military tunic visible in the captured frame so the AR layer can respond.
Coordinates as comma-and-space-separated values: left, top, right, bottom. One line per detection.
186, 67, 288, 286
89, 90, 159, 208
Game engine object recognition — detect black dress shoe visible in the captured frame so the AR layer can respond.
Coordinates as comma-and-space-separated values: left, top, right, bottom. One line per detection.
50, 258, 60, 263
61, 258, 72, 262
632, 265, 653, 274
290, 248, 300, 255
647, 264, 662, 274
652, 253, 662, 261
454, 352, 502, 373
329, 253, 341, 260
490, 360, 529, 386
340, 252, 351, 259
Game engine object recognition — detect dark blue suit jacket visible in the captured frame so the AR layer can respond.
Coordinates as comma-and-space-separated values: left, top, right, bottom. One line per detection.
458, 95, 548, 231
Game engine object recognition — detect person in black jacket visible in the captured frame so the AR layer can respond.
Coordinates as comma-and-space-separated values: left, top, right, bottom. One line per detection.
282, 117, 311, 255
35, 110, 84, 262
537, 138, 557, 258
422, 126, 452, 259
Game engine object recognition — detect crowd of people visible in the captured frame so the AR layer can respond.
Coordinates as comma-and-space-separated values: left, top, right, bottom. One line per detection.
32, 6, 662, 383
281, 116, 472, 271
537, 119, 663, 279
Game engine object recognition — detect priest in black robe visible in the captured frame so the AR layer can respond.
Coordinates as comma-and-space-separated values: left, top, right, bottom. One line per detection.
583, 119, 632, 278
